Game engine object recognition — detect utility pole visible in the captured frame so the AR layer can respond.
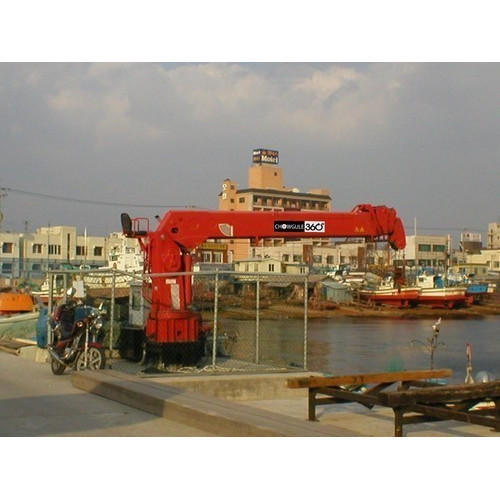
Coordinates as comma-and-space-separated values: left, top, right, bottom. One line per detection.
0, 187, 7, 232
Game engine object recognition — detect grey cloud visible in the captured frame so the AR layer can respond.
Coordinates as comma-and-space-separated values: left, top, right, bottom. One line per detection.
0, 62, 498, 241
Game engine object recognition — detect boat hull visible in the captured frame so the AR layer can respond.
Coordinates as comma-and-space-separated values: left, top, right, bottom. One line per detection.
417, 288, 468, 309
0, 292, 34, 315
360, 288, 420, 308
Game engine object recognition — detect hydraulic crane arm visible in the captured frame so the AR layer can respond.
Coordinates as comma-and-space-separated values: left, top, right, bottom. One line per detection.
123, 203, 405, 252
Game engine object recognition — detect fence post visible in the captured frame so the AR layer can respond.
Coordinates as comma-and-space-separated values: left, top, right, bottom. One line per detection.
47, 271, 53, 346
109, 270, 116, 364
255, 274, 260, 365
212, 269, 219, 368
63, 273, 68, 302
304, 274, 308, 370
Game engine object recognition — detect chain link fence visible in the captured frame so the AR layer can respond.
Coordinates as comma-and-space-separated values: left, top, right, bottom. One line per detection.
41, 268, 310, 374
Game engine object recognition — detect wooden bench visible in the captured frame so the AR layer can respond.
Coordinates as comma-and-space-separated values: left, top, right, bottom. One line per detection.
287, 369, 500, 436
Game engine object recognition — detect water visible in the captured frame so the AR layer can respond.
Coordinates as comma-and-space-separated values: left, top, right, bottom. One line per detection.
220, 316, 500, 384
306, 317, 500, 384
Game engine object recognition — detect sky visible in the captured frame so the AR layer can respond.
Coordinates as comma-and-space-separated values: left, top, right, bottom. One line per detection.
1, 62, 498, 244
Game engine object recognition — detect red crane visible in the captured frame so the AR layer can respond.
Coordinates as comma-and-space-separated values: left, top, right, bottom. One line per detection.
120, 204, 406, 364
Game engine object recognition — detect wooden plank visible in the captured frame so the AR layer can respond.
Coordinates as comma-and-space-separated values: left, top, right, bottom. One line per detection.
380, 381, 500, 406
408, 403, 499, 429
287, 369, 452, 389
401, 415, 441, 425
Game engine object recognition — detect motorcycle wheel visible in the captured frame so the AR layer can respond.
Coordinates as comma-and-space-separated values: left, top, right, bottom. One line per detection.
75, 347, 106, 371
51, 358, 66, 375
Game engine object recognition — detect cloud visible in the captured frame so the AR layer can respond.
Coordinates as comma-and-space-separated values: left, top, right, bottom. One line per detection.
0, 62, 498, 237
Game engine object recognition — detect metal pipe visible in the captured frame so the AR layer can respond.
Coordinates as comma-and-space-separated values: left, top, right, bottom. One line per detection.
47, 271, 54, 346
255, 274, 260, 365
212, 269, 219, 368
304, 274, 308, 370
63, 273, 68, 303
109, 269, 116, 364
47, 346, 67, 366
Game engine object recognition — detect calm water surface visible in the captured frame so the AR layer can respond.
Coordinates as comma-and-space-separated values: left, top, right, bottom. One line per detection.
221, 316, 500, 384
306, 317, 500, 384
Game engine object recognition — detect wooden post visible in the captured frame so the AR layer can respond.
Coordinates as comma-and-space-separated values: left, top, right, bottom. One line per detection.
394, 408, 404, 437
308, 388, 317, 421
494, 399, 500, 432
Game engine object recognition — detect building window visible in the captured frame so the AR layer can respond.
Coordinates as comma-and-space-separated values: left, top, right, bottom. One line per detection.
93, 246, 103, 257
268, 263, 275, 272
326, 256, 334, 265
48, 244, 61, 255
239, 197, 245, 203
432, 245, 446, 252
312, 255, 322, 264
76, 246, 86, 256
202, 252, 211, 263
32, 263, 42, 271
230, 199, 234, 203
293, 255, 301, 263
2, 242, 13, 253
1, 263, 12, 273
32, 243, 43, 254
418, 244, 431, 252
283, 254, 290, 262
213, 252, 223, 263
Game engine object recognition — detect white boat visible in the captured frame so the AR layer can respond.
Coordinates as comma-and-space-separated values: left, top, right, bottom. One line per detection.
416, 274, 468, 309
84, 237, 143, 289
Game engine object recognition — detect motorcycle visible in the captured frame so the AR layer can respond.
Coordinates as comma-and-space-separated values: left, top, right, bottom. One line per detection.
47, 295, 107, 376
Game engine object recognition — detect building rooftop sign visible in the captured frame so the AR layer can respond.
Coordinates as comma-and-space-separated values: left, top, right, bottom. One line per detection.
252, 148, 279, 165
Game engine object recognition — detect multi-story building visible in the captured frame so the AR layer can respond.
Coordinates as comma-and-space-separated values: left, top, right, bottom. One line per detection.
0, 225, 140, 281
462, 249, 500, 273
234, 257, 307, 275
488, 222, 500, 249
193, 241, 229, 265
395, 235, 450, 270
218, 148, 332, 261
252, 240, 389, 272
460, 232, 482, 254
0, 232, 21, 278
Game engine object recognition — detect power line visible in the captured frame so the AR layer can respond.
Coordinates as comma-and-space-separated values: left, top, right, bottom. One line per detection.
2, 186, 205, 209
1, 186, 490, 232
404, 226, 486, 232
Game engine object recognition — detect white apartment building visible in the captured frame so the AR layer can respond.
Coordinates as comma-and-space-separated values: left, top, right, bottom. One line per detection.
0, 226, 138, 280
395, 235, 450, 270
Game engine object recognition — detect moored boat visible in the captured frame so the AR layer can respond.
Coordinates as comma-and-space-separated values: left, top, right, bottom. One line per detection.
359, 287, 420, 308
416, 274, 468, 309
0, 290, 35, 315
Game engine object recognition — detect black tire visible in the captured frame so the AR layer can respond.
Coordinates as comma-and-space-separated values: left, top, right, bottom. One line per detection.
75, 346, 106, 371
51, 358, 66, 375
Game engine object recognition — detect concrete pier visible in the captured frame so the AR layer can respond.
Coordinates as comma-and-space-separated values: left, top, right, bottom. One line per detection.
72, 370, 358, 436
